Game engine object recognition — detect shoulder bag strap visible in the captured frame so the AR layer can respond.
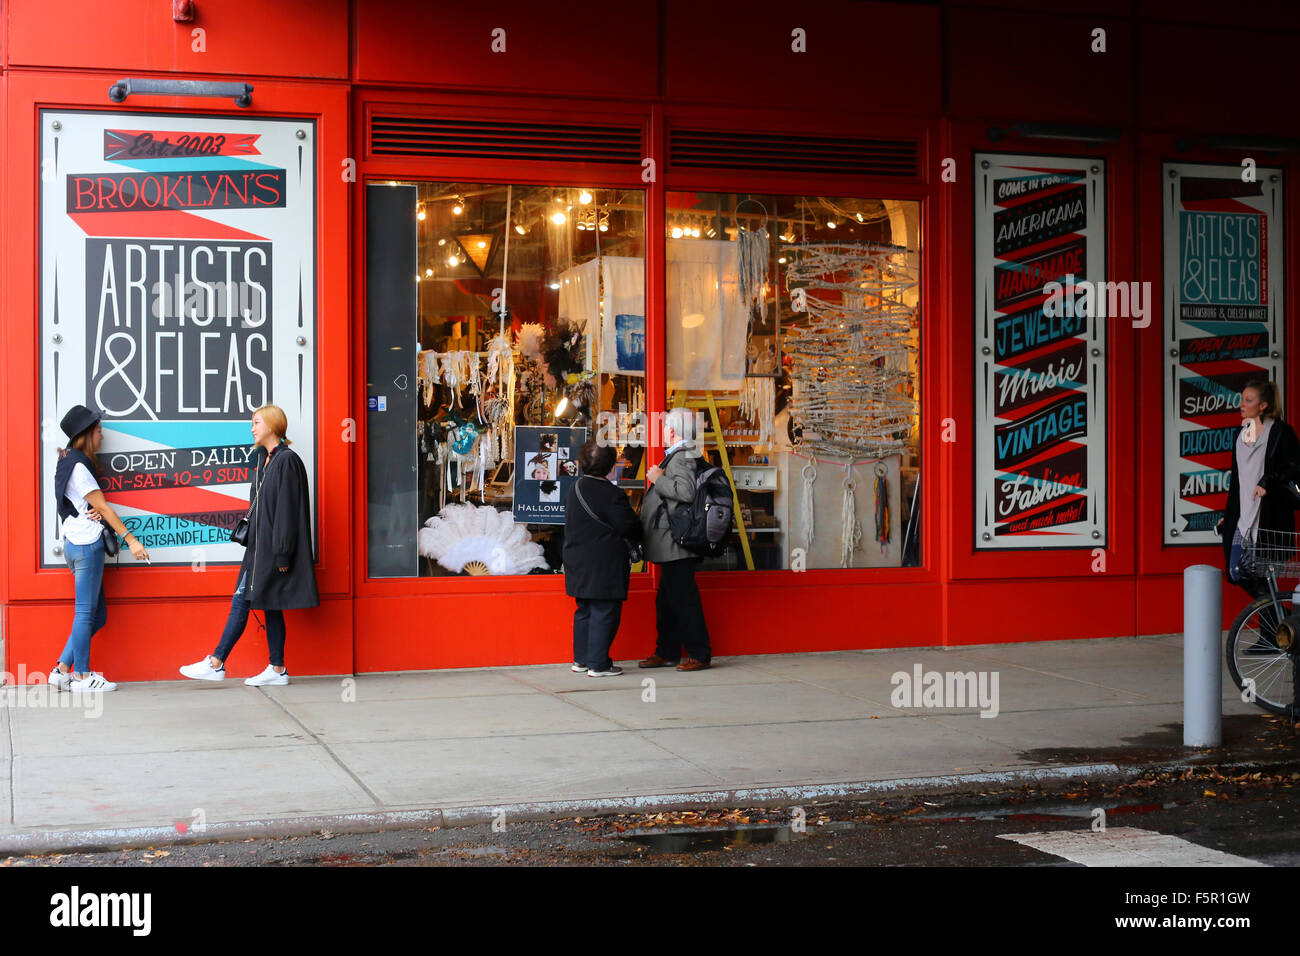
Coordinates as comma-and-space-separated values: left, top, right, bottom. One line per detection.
573, 478, 614, 531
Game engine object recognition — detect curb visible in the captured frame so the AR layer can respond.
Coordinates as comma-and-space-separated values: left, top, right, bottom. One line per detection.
2, 755, 1297, 856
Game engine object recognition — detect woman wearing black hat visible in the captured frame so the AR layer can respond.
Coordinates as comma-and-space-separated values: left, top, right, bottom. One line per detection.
50, 405, 149, 693
180, 404, 318, 685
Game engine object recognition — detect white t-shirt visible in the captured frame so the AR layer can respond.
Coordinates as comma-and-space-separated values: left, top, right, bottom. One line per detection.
61, 462, 104, 546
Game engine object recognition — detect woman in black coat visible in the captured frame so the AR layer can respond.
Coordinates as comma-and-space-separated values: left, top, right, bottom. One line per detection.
563, 440, 642, 677
1217, 379, 1300, 602
179, 404, 318, 685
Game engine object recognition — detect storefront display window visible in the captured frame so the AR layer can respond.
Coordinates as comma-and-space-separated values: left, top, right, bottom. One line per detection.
663, 192, 922, 571
366, 181, 646, 578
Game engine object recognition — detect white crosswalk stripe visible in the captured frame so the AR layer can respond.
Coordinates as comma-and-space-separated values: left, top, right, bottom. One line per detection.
997, 827, 1267, 866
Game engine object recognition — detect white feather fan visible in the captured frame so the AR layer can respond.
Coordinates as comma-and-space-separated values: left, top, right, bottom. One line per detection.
515, 322, 545, 362
418, 504, 549, 575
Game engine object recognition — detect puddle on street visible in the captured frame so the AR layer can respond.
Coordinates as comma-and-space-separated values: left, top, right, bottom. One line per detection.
618, 823, 796, 854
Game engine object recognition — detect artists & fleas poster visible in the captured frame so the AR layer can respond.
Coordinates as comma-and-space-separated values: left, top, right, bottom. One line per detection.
974, 153, 1107, 549
1162, 163, 1283, 545
40, 111, 316, 566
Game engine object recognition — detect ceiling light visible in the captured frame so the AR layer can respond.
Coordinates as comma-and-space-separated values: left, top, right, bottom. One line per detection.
598, 222, 608, 232
577, 222, 587, 231
826, 220, 837, 229
452, 202, 463, 216
514, 223, 526, 235
448, 254, 460, 267
417, 206, 427, 222
671, 226, 683, 239
548, 282, 560, 290
778, 256, 787, 264
554, 396, 569, 417
578, 191, 593, 204
425, 268, 433, 277
551, 211, 567, 225
856, 212, 864, 222
438, 238, 446, 246
706, 227, 716, 238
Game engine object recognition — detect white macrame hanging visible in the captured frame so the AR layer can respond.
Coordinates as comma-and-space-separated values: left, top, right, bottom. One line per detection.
801, 457, 818, 552
737, 223, 769, 324
840, 463, 863, 568
740, 377, 775, 448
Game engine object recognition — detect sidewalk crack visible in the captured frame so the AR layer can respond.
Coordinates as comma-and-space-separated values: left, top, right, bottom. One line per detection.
257, 690, 384, 808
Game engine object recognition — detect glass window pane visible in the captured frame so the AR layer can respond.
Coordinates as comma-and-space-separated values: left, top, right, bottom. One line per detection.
662, 192, 921, 571
366, 182, 646, 579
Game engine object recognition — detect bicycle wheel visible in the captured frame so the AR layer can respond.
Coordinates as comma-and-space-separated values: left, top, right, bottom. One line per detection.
1226, 595, 1297, 717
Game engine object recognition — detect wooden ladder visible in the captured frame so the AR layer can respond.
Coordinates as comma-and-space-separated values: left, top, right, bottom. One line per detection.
670, 389, 755, 571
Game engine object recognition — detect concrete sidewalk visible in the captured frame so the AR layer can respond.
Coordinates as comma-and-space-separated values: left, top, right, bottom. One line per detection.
0, 634, 1288, 854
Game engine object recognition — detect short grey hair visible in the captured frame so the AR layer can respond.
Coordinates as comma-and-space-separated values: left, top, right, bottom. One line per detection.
663, 407, 697, 442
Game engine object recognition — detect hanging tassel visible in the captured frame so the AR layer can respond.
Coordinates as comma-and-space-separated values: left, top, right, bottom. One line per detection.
875, 468, 890, 555
801, 457, 818, 552
840, 465, 862, 568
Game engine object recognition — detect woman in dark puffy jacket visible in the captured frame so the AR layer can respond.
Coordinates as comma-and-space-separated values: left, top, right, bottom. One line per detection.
563, 440, 642, 677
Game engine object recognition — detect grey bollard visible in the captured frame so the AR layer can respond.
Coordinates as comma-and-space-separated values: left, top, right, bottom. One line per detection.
1183, 564, 1222, 747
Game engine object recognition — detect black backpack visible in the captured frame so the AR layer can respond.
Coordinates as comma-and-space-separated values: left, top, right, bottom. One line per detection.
659, 451, 734, 557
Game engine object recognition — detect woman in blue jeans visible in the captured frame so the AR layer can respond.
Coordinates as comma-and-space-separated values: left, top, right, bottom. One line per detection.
49, 405, 150, 693
180, 405, 318, 685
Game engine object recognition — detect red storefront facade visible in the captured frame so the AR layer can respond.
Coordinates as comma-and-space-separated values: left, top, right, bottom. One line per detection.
2, 0, 1298, 682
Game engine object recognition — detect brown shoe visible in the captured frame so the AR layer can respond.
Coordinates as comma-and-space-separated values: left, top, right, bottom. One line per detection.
639, 654, 679, 668
676, 657, 711, 672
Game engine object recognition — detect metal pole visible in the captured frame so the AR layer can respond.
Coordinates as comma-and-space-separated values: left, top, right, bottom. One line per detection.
1183, 564, 1222, 747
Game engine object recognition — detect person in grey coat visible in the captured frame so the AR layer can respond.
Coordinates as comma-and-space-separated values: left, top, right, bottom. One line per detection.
639, 407, 713, 671
179, 404, 318, 686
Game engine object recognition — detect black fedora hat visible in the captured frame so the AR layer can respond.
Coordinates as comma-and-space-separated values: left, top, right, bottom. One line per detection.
59, 405, 102, 441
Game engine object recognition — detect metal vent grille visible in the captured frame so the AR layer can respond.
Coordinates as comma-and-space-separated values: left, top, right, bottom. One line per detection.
369, 115, 644, 164
670, 128, 920, 178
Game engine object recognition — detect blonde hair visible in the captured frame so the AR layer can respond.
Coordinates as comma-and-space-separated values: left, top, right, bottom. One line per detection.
253, 404, 291, 445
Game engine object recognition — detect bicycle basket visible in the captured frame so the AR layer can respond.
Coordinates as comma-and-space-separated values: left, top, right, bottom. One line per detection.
1239, 529, 1300, 577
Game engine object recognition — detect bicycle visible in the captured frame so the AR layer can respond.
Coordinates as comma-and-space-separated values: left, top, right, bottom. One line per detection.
1225, 529, 1300, 719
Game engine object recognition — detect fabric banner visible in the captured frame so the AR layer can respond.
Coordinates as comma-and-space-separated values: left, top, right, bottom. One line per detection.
973, 153, 1107, 549
665, 239, 747, 391
39, 111, 317, 567
601, 256, 645, 376
1162, 163, 1284, 544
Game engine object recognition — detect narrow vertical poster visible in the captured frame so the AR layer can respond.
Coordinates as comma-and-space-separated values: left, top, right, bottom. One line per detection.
974, 153, 1107, 549
40, 111, 317, 566
1163, 163, 1283, 545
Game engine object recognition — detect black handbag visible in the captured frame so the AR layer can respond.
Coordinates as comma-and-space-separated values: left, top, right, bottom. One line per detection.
101, 526, 120, 557
574, 479, 643, 565
231, 452, 269, 546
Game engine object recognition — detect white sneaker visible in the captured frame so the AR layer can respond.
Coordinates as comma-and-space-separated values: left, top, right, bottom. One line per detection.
180, 658, 226, 681
69, 673, 117, 693
245, 665, 289, 687
571, 662, 588, 673
48, 665, 72, 691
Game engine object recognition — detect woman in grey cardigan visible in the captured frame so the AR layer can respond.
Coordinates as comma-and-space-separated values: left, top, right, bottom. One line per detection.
639, 407, 713, 671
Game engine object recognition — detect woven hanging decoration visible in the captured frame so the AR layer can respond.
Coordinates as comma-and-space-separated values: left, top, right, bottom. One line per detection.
783, 241, 918, 460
